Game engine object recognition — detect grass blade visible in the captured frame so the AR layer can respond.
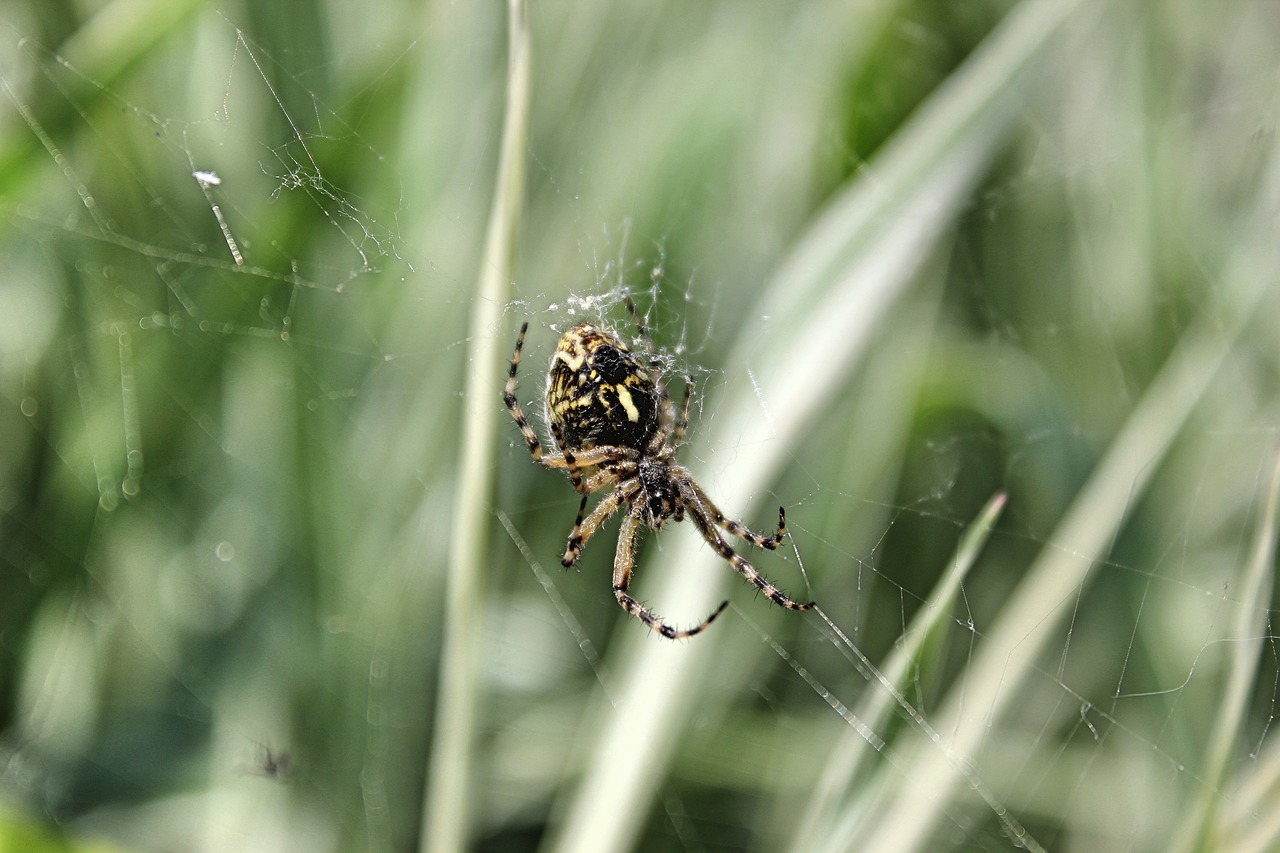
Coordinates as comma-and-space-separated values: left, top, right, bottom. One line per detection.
1172, 448, 1280, 853
853, 108, 1280, 853
793, 491, 1008, 853
546, 0, 1084, 850
421, 2, 530, 850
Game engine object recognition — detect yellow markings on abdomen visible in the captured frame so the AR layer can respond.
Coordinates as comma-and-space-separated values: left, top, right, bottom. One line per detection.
554, 348, 586, 372
614, 386, 640, 422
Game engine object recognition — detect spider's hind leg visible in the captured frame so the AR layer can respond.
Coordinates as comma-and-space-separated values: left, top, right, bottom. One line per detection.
687, 506, 815, 612
687, 482, 787, 550
504, 322, 546, 461
613, 511, 729, 639
623, 296, 684, 456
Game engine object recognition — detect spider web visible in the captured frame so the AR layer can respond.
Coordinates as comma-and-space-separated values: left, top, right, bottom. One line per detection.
1, 3, 1279, 853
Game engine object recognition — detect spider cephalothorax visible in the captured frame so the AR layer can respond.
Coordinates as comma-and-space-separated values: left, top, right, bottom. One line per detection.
635, 457, 682, 529
504, 304, 814, 638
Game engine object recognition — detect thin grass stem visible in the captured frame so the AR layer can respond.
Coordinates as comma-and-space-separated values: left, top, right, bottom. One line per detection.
420, 2, 530, 851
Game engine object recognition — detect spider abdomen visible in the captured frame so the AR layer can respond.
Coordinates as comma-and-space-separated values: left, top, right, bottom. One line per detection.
547, 324, 659, 451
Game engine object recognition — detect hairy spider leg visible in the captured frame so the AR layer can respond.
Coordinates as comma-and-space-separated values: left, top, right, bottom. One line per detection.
504, 322, 544, 460
648, 384, 676, 456
623, 296, 649, 345
561, 487, 631, 567
613, 510, 729, 639
572, 465, 627, 495
550, 422, 637, 495
685, 503, 814, 611
685, 479, 787, 550
670, 377, 692, 453
549, 421, 589, 493
622, 296, 663, 382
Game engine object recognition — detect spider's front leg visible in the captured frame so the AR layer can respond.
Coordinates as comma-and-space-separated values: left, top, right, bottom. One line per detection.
561, 490, 626, 567
551, 422, 589, 494
669, 377, 693, 453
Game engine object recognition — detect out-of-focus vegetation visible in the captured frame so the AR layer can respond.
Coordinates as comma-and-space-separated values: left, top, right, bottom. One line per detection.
1, 1, 1278, 852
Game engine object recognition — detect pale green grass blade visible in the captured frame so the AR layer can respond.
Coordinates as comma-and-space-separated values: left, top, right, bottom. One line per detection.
853, 108, 1280, 853
546, 0, 1085, 851
1176, 448, 1280, 853
793, 491, 1008, 853
1227, 664, 1280, 853
1230, 769, 1280, 853
421, 2, 530, 851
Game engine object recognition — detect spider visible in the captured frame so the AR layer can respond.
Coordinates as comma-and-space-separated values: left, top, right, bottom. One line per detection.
503, 302, 815, 638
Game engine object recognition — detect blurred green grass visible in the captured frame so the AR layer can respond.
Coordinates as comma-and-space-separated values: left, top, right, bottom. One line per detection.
1, 1, 1279, 852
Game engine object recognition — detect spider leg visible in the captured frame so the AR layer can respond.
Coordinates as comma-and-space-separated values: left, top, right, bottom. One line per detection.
576, 466, 623, 494
549, 422, 583, 491
504, 322, 545, 461
624, 297, 681, 457
613, 509, 729, 639
532, 446, 631, 471
686, 480, 786, 550
551, 422, 626, 493
561, 486, 629, 568
651, 383, 676, 455
670, 377, 692, 453
687, 506, 814, 611
622, 296, 666, 382
521, 444, 633, 497
623, 296, 650, 345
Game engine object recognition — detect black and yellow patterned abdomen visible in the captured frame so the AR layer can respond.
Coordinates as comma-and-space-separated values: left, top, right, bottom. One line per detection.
546, 324, 659, 452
